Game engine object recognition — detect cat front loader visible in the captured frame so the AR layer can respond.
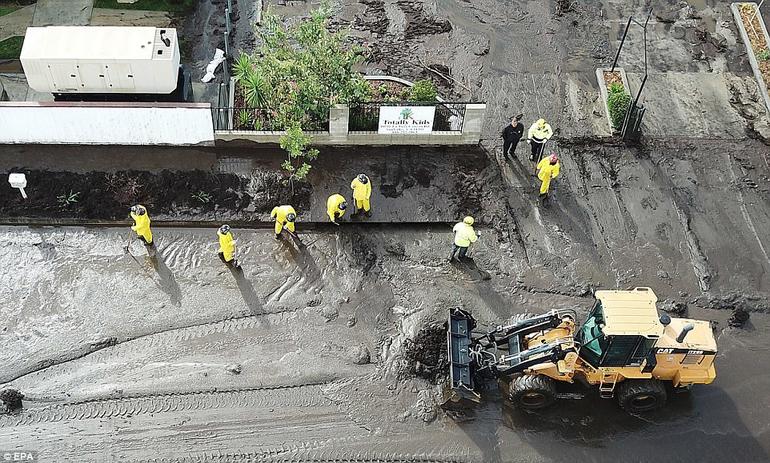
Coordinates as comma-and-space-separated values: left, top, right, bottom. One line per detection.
444, 287, 717, 413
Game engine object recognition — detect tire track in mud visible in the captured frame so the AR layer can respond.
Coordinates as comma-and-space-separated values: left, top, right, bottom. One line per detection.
644, 151, 713, 292
0, 383, 329, 427
2, 307, 300, 385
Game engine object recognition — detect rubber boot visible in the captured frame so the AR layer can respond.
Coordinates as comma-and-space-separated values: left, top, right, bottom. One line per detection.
540, 192, 549, 206
274, 233, 281, 240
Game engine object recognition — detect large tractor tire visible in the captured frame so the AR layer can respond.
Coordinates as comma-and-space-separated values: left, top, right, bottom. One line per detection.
616, 379, 667, 413
509, 375, 557, 410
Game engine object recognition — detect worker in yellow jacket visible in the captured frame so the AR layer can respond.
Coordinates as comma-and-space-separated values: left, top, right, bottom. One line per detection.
270, 204, 297, 240
537, 153, 561, 202
130, 204, 153, 246
527, 118, 554, 170
350, 173, 372, 216
450, 216, 479, 261
217, 224, 239, 267
327, 193, 347, 224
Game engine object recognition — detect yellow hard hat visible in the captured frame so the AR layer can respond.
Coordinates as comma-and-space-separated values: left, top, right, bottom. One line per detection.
537, 118, 546, 127
463, 216, 474, 225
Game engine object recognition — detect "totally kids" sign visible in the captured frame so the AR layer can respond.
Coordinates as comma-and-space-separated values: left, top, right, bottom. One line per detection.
378, 106, 436, 134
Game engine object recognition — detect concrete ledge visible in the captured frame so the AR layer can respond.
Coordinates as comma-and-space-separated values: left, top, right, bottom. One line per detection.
596, 67, 631, 132
215, 131, 473, 145
731, 2, 770, 114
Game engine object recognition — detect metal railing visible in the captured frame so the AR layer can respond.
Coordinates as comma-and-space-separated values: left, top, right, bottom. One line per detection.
348, 102, 469, 133
211, 107, 330, 132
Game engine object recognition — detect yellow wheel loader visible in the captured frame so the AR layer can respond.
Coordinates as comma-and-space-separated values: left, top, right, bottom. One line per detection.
444, 287, 717, 413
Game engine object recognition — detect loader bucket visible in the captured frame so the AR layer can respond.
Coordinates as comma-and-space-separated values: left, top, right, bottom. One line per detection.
441, 308, 481, 410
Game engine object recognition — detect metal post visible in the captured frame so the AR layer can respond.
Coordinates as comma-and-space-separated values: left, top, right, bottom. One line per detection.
224, 7, 231, 59
611, 17, 633, 72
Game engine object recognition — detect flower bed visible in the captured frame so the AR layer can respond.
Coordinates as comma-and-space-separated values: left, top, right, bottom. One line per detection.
732, 2, 770, 113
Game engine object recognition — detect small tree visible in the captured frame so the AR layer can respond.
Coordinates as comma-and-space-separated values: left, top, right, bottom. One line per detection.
409, 79, 437, 101
607, 83, 631, 131
237, 4, 370, 184
279, 124, 319, 193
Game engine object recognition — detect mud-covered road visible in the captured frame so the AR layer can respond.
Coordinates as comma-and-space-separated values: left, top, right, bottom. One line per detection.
0, 224, 768, 461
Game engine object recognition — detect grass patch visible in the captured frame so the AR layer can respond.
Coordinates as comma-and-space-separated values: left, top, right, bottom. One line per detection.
93, 0, 196, 13
0, 6, 20, 17
0, 36, 23, 59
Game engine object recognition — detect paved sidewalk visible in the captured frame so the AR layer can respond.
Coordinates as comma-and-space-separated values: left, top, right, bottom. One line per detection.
32, 0, 94, 26
90, 8, 171, 27
0, 5, 35, 42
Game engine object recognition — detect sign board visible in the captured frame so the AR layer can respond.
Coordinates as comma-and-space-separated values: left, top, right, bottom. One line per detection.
378, 106, 436, 134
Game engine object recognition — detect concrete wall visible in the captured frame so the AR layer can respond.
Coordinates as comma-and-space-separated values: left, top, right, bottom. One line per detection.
215, 103, 487, 145
0, 102, 215, 145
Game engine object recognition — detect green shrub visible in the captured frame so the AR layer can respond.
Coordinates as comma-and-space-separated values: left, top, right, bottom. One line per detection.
232, 53, 254, 82
409, 79, 437, 101
758, 48, 770, 61
607, 82, 631, 131
237, 3, 370, 181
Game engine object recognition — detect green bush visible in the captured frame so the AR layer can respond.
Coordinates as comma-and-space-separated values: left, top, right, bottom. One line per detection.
237, 3, 370, 181
607, 82, 631, 131
757, 48, 770, 61
0, 36, 23, 60
409, 79, 437, 101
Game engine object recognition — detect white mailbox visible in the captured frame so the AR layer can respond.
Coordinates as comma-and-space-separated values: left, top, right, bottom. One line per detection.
8, 173, 27, 199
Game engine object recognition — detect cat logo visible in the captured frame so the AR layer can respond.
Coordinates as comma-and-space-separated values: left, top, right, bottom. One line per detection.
657, 348, 674, 354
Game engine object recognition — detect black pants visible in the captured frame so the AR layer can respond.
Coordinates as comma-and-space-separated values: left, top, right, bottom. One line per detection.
530, 138, 546, 162
450, 245, 468, 260
503, 138, 520, 158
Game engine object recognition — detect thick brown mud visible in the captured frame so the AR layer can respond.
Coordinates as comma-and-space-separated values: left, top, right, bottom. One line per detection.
1, 0, 770, 461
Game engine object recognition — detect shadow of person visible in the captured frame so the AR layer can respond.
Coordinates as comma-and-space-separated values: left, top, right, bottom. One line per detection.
147, 251, 182, 307
451, 257, 491, 282
227, 265, 265, 315
281, 233, 322, 283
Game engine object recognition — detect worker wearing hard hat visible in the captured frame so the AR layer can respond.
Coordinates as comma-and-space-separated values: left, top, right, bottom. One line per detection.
217, 224, 239, 267
130, 205, 153, 246
450, 216, 479, 261
327, 193, 347, 224
527, 118, 554, 170
350, 173, 372, 216
270, 204, 297, 240
537, 153, 561, 202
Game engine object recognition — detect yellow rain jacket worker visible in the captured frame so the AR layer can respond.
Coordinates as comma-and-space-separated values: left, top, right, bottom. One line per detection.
130, 205, 153, 245
217, 224, 238, 266
350, 173, 372, 215
527, 118, 554, 163
537, 153, 561, 198
450, 216, 478, 261
327, 194, 347, 223
271, 204, 297, 239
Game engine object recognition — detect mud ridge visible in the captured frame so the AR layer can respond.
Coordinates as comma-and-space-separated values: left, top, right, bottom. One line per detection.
512, 283, 593, 299
0, 382, 332, 427
1, 307, 299, 385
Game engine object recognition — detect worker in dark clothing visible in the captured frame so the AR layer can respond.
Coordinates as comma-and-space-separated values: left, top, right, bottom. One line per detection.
502, 114, 524, 160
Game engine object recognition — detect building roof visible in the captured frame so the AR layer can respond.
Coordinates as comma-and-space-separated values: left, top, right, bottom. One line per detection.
595, 287, 664, 337
21, 26, 177, 61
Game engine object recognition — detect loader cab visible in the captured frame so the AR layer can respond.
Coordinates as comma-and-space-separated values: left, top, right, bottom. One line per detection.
576, 288, 663, 368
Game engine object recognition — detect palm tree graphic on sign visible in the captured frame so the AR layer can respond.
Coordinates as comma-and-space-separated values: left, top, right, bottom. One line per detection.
399, 108, 414, 120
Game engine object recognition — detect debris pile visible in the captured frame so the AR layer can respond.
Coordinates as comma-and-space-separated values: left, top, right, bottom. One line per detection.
401, 322, 448, 383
